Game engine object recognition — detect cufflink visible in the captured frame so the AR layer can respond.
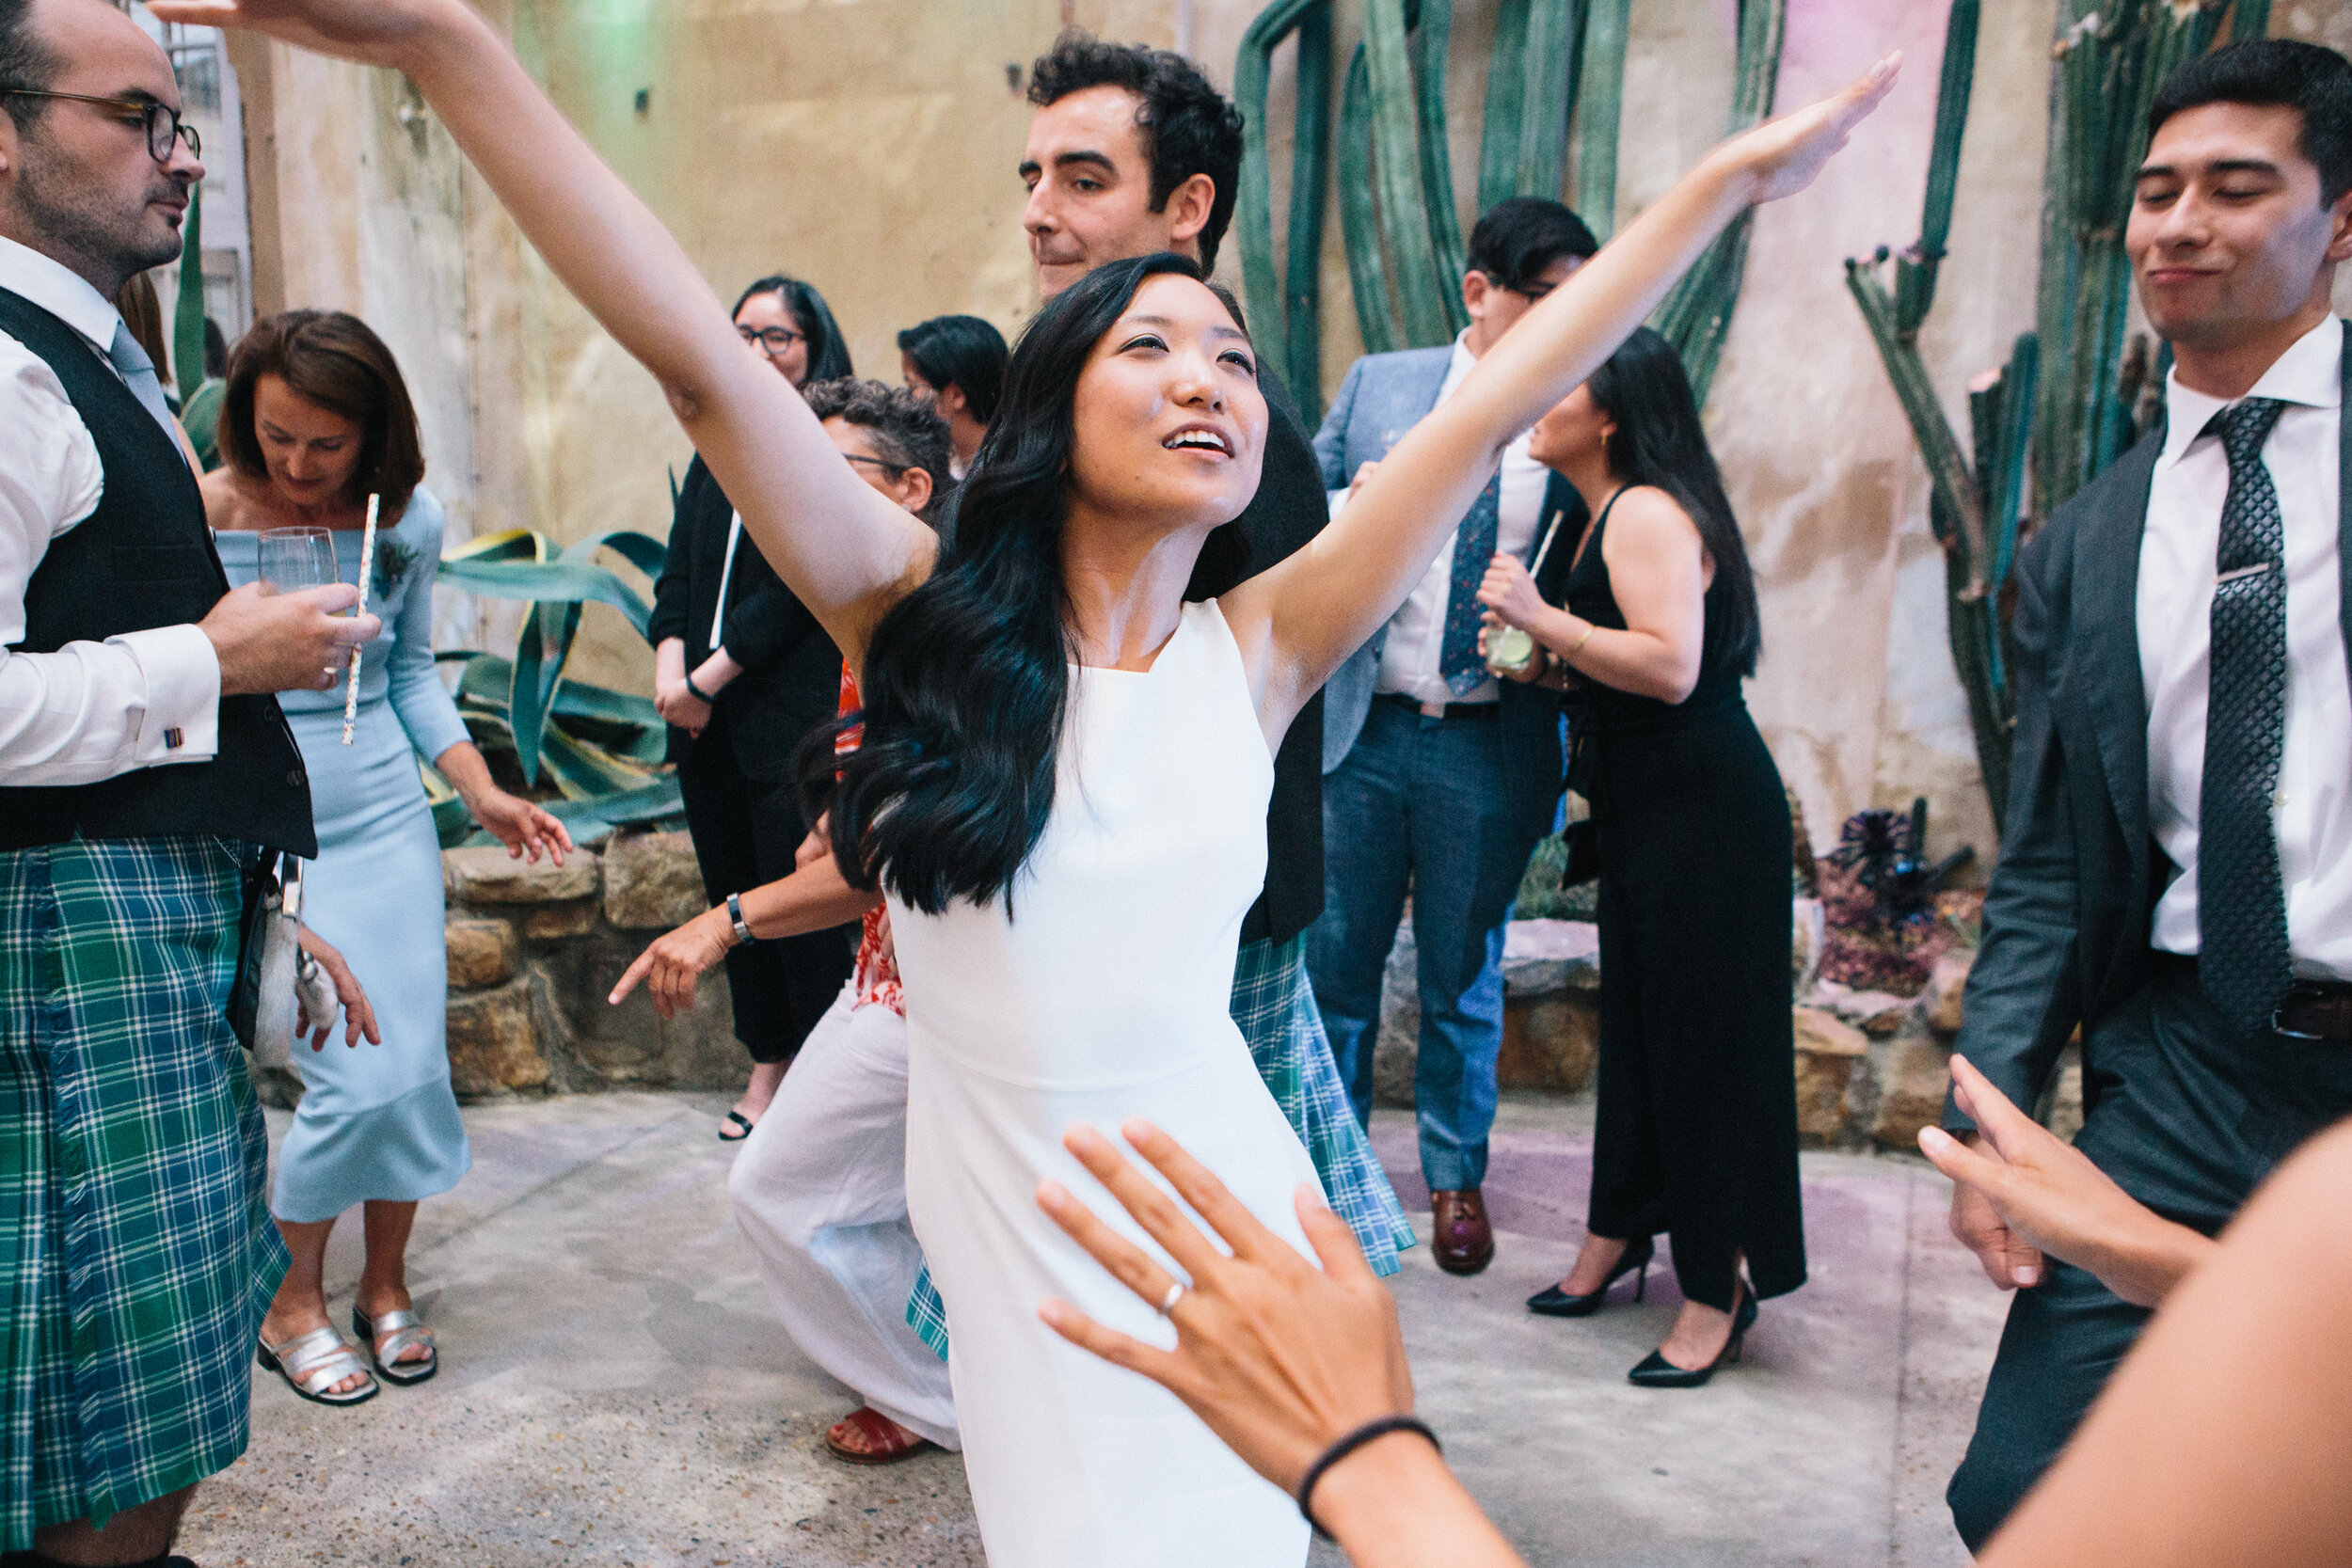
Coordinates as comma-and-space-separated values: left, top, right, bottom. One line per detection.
164, 727, 183, 750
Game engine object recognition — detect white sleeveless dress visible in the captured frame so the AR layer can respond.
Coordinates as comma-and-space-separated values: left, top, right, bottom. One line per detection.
888, 599, 1319, 1567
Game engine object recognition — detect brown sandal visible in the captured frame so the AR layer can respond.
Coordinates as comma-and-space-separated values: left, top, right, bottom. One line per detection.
823, 1405, 937, 1465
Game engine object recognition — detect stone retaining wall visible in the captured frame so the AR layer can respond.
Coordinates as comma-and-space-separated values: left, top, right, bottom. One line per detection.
438, 831, 749, 1098
417, 842, 2085, 1149
1372, 911, 2083, 1151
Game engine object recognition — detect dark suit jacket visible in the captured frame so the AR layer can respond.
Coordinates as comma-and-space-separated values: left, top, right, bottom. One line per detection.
648, 455, 843, 784
1310, 346, 1581, 840
1947, 329, 2352, 1131
1186, 371, 1329, 948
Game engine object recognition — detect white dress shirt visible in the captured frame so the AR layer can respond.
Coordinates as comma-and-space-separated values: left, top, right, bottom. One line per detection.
1369, 331, 1551, 706
0, 235, 221, 785
2139, 314, 2352, 980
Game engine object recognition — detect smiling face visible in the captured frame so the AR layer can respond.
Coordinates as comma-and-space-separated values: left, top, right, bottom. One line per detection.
1063, 273, 1266, 532
251, 372, 366, 510
0, 0, 201, 295
735, 288, 810, 387
2127, 101, 2352, 355
1021, 85, 1211, 299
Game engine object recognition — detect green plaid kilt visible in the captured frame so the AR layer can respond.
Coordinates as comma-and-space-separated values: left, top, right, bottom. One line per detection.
0, 835, 289, 1544
906, 934, 1412, 1360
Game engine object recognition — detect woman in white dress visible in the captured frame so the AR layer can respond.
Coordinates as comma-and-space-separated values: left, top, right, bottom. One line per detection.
157, 2, 1892, 1558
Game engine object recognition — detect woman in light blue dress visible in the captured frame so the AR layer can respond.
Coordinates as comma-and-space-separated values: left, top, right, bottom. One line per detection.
202, 311, 569, 1405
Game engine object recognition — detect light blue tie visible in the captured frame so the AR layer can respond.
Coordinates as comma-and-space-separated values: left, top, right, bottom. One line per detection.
106, 319, 182, 447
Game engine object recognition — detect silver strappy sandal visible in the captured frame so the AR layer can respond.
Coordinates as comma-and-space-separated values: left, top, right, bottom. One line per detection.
352, 1305, 437, 1386
258, 1325, 379, 1406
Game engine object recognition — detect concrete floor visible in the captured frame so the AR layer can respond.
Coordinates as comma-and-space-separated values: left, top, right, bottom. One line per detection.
183, 1092, 2006, 1567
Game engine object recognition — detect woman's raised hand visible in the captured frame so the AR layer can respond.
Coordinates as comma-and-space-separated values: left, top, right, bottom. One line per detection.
1035, 1118, 1411, 1496
145, 0, 467, 67
1717, 52, 1902, 206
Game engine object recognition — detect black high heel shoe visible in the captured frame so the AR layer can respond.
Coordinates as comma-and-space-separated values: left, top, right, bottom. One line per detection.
1526, 1236, 1655, 1318
1628, 1280, 1757, 1388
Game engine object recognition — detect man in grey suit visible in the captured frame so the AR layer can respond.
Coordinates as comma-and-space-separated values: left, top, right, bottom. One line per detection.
1309, 198, 1595, 1275
1946, 40, 2352, 1547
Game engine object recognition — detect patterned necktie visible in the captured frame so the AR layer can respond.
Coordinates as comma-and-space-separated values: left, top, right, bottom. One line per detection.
107, 319, 182, 447
1438, 471, 1502, 697
2197, 396, 2294, 1036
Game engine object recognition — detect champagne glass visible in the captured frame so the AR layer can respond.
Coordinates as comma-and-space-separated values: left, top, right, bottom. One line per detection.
257, 526, 340, 595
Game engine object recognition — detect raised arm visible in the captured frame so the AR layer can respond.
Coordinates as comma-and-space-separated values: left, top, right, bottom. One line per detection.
152, 0, 933, 668
1221, 55, 1899, 736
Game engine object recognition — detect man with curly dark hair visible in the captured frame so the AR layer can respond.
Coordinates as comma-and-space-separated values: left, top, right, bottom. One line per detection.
1019, 27, 1243, 293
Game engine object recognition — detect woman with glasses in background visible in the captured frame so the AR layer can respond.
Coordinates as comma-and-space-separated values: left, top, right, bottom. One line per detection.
649, 274, 858, 1139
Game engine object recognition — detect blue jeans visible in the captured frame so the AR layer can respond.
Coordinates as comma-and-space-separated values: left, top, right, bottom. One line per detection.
1309, 698, 1546, 1192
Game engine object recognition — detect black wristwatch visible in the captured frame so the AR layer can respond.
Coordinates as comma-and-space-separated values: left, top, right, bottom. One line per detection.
727, 891, 756, 945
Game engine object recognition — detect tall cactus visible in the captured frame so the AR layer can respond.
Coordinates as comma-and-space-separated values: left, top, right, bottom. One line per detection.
1848, 0, 2248, 821
173, 180, 205, 404
1234, 0, 1335, 418
1237, 0, 1779, 409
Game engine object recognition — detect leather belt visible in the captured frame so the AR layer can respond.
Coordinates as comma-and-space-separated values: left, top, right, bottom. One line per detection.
1377, 692, 1502, 721
2273, 981, 2352, 1042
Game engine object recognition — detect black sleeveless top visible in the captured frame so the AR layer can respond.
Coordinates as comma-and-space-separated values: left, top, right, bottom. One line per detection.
0, 285, 313, 855
1561, 486, 1747, 743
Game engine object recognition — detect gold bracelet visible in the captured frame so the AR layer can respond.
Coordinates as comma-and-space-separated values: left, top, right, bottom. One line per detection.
1567, 621, 1597, 658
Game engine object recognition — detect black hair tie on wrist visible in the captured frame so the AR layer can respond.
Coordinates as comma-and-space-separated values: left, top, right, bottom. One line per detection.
681, 671, 715, 705
1296, 1415, 1441, 1538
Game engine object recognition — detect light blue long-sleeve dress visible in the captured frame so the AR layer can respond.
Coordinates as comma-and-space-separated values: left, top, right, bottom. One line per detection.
217, 488, 475, 1223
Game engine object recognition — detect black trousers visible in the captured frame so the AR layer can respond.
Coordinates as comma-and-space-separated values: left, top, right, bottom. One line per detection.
1586, 705, 1806, 1311
1948, 956, 2352, 1550
675, 725, 854, 1066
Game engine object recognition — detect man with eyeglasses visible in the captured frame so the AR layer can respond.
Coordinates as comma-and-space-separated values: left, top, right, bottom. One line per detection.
0, 1, 378, 1561
1308, 197, 1599, 1275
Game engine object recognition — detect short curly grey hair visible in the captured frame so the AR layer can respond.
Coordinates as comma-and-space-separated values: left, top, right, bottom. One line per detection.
803, 377, 954, 522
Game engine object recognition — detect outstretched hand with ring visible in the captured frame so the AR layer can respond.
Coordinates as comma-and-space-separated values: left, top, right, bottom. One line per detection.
1035, 1118, 1413, 1496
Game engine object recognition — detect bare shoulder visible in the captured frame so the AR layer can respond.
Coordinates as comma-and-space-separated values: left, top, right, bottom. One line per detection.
198, 465, 251, 530
1598, 485, 1702, 554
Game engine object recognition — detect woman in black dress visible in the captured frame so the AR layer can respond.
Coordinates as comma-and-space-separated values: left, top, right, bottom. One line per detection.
650, 275, 857, 1139
1477, 326, 1804, 1386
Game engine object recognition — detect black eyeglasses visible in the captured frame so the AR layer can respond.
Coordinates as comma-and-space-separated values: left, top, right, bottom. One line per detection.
841, 452, 908, 479
737, 325, 805, 356
0, 89, 199, 162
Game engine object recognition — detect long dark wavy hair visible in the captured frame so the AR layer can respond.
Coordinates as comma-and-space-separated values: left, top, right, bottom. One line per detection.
803, 252, 1238, 913
1585, 326, 1761, 676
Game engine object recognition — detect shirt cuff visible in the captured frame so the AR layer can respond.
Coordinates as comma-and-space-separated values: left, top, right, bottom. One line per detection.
113, 623, 221, 766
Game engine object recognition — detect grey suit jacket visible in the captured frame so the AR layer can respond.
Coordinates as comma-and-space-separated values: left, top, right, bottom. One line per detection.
1947, 328, 2352, 1132
1308, 346, 1579, 839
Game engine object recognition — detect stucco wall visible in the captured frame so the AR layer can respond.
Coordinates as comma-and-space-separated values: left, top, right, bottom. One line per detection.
233, 0, 2352, 858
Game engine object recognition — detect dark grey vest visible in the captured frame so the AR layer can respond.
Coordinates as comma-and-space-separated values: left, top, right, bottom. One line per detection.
0, 283, 313, 856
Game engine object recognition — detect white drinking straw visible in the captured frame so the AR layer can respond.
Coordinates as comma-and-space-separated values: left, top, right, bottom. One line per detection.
341, 493, 380, 745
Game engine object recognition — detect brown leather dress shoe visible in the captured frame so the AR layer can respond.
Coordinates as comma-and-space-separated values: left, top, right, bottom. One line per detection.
1430, 1188, 1494, 1275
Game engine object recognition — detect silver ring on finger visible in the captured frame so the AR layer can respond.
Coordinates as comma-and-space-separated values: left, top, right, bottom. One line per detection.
1156, 1280, 1185, 1318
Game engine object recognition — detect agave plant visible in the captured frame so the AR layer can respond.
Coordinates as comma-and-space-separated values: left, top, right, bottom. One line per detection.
423, 525, 685, 848
171, 175, 226, 467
